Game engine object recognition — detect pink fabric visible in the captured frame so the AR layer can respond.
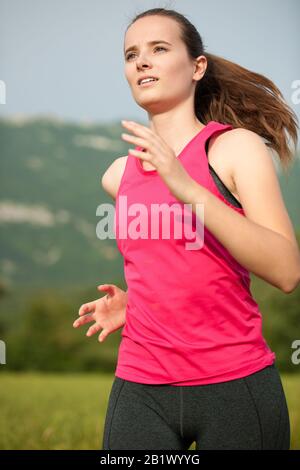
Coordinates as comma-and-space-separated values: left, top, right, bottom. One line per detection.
113, 120, 276, 385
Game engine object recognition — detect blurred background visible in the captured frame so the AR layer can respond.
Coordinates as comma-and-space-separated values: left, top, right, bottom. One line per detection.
0, 0, 299, 450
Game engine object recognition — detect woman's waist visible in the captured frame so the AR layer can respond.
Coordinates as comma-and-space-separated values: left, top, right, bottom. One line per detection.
124, 299, 264, 346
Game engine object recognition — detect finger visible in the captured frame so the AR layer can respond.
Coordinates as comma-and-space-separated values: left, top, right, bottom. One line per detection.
98, 328, 109, 342
121, 120, 153, 139
73, 313, 94, 328
122, 121, 165, 150
128, 148, 151, 160
121, 120, 148, 130
97, 284, 115, 297
86, 323, 102, 337
97, 283, 114, 290
121, 132, 149, 149
78, 301, 97, 316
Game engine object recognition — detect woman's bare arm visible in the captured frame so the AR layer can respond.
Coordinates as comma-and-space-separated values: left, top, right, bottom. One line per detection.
186, 128, 300, 293
101, 155, 128, 200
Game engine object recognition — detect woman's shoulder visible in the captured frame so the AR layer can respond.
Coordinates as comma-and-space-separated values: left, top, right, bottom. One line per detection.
210, 126, 264, 153
207, 126, 267, 201
101, 155, 128, 200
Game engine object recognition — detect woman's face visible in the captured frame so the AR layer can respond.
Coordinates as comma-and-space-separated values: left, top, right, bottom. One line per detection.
123, 16, 205, 113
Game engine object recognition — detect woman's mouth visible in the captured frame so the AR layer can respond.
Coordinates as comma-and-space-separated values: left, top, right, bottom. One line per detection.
138, 78, 159, 88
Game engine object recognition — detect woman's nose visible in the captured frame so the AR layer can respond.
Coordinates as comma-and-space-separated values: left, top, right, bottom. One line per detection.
136, 55, 152, 68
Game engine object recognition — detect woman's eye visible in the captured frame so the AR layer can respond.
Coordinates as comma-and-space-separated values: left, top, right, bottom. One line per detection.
126, 46, 167, 61
126, 53, 135, 60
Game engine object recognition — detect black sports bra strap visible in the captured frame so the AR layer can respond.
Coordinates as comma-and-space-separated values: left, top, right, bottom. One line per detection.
205, 138, 242, 209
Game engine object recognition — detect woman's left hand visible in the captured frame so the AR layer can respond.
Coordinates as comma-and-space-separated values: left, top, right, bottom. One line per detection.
121, 120, 196, 201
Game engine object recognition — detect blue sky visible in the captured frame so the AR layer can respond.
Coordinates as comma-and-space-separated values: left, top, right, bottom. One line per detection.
0, 0, 299, 125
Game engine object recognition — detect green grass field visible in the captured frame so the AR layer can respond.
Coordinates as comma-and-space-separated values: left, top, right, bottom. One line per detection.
0, 372, 299, 450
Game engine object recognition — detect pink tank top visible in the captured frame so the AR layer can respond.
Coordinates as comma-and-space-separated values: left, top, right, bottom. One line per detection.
113, 120, 276, 385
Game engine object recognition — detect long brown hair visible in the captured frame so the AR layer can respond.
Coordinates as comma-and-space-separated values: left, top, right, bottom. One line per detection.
125, 7, 299, 175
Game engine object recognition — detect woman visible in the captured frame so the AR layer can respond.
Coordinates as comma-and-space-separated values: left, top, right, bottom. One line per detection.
73, 8, 300, 450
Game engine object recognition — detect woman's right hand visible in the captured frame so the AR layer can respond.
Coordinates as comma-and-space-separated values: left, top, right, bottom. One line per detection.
73, 284, 128, 342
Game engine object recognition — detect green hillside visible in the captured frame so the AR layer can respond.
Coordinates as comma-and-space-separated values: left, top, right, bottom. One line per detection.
0, 117, 131, 289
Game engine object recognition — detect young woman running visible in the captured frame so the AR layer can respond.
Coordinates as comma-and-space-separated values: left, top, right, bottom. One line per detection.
73, 8, 300, 450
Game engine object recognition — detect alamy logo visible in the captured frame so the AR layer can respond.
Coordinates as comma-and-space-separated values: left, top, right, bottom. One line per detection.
0, 340, 6, 364
291, 339, 300, 365
96, 196, 205, 250
0, 80, 6, 104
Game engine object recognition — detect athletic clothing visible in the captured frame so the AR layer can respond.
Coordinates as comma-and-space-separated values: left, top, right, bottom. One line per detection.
102, 363, 290, 450
208, 165, 242, 208
113, 120, 276, 385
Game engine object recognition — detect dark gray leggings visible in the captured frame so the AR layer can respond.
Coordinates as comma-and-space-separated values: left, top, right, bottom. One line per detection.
102, 363, 290, 450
